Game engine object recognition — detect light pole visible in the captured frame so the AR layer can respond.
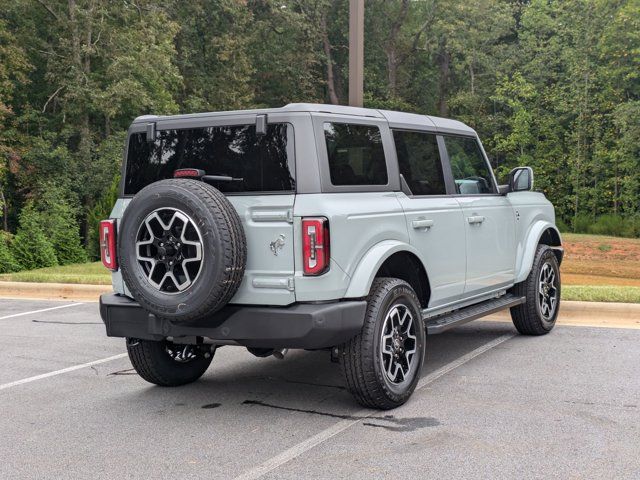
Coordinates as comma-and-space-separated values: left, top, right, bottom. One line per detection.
348, 0, 364, 107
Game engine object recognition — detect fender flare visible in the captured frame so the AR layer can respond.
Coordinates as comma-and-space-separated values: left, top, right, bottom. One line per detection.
344, 240, 423, 299
514, 221, 563, 283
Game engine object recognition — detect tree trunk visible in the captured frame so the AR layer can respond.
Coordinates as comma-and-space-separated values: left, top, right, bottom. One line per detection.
320, 14, 339, 105
387, 50, 398, 97
437, 46, 450, 117
69, 0, 93, 247
469, 62, 475, 96
0, 189, 7, 231
385, 0, 410, 98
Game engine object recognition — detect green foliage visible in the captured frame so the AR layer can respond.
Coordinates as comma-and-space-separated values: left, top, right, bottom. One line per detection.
34, 183, 87, 265
588, 215, 627, 238
0, 230, 19, 273
570, 214, 640, 238
11, 202, 57, 270
0, 0, 638, 265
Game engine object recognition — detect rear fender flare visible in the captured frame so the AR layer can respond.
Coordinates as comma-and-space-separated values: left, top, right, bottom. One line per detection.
344, 240, 422, 299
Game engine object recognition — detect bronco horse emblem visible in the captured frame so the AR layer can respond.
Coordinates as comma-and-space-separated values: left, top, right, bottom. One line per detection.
269, 234, 286, 256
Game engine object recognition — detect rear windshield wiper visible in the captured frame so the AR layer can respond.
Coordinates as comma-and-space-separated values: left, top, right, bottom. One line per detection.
202, 175, 244, 183
173, 169, 242, 183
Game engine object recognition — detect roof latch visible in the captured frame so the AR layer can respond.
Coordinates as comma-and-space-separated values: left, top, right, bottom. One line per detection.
146, 122, 156, 142
256, 114, 267, 136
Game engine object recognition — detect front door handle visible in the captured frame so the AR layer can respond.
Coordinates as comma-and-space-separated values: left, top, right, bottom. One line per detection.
412, 219, 434, 230
467, 215, 485, 225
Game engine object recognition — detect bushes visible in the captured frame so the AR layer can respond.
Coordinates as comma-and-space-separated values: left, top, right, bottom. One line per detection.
565, 214, 640, 238
0, 231, 19, 273
7, 185, 88, 271
39, 197, 87, 265
11, 203, 58, 270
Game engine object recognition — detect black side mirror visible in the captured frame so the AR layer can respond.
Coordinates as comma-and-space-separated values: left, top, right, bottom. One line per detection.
508, 167, 533, 192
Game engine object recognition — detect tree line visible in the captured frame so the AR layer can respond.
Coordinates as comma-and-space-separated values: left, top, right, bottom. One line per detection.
1, 0, 639, 272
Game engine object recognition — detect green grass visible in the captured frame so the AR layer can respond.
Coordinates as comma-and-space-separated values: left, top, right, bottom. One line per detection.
563, 285, 640, 303
0, 262, 111, 285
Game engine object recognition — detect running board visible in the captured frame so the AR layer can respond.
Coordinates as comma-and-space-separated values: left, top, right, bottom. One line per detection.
425, 294, 525, 334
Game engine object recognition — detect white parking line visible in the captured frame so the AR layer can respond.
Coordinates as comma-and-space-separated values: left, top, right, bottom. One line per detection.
234, 332, 516, 480
0, 302, 83, 320
0, 353, 128, 391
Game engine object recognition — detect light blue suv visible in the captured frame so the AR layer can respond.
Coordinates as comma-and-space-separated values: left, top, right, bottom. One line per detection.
99, 104, 563, 409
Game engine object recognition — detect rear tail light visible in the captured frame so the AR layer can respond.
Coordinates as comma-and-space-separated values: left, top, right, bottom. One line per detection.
100, 219, 118, 271
302, 217, 330, 275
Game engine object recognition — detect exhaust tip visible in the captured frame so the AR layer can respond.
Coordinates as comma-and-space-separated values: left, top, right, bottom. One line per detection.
272, 348, 288, 360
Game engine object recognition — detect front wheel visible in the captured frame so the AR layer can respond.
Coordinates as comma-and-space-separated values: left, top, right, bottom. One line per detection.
341, 278, 426, 410
126, 339, 214, 386
510, 244, 561, 335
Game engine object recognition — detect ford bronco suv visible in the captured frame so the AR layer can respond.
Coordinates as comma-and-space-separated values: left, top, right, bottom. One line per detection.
99, 103, 563, 409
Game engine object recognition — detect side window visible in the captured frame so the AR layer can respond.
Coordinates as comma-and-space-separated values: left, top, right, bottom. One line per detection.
445, 136, 496, 194
324, 123, 388, 186
393, 130, 446, 195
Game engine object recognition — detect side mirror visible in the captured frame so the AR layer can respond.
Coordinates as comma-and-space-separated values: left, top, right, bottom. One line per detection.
508, 167, 533, 192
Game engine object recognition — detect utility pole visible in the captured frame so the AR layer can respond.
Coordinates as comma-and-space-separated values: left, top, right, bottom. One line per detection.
348, 0, 364, 107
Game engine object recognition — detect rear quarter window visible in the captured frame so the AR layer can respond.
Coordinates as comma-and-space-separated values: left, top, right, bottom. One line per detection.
323, 123, 388, 186
124, 123, 294, 195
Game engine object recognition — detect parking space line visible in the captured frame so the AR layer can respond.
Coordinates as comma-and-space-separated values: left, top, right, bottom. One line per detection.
0, 302, 83, 320
0, 353, 128, 391
234, 333, 516, 480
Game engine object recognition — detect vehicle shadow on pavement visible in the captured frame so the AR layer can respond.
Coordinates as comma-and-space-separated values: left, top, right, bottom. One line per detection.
117, 322, 516, 413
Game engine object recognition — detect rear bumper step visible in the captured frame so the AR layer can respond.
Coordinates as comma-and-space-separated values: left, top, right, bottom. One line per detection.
99, 293, 366, 349
426, 294, 525, 334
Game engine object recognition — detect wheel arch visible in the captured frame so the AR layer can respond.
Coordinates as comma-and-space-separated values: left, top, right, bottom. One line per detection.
514, 222, 563, 284
344, 241, 431, 308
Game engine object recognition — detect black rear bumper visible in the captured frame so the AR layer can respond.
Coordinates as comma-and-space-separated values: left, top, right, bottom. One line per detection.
99, 293, 366, 349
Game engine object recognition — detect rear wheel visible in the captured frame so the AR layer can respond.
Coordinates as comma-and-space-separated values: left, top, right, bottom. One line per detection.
510, 244, 561, 335
341, 278, 426, 410
126, 339, 214, 386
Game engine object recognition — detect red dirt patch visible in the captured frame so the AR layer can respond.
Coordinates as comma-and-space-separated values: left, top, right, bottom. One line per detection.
561, 234, 640, 283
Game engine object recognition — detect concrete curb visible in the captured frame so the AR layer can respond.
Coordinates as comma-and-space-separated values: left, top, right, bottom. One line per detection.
487, 300, 640, 329
0, 281, 111, 302
1, 281, 639, 328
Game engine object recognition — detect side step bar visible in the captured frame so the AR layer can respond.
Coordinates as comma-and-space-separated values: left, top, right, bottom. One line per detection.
425, 294, 525, 334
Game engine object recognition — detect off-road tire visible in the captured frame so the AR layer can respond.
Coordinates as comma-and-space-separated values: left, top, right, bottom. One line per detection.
341, 278, 426, 410
126, 339, 214, 386
118, 179, 246, 323
510, 244, 561, 335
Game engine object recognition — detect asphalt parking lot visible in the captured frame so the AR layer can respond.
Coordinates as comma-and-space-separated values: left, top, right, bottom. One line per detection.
1, 298, 639, 479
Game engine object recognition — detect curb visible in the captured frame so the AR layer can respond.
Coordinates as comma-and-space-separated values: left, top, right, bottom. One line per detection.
486, 300, 640, 329
1, 281, 639, 328
0, 281, 111, 302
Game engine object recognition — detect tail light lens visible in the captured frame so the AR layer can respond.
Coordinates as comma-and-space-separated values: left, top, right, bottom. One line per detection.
173, 168, 205, 179
302, 217, 330, 275
100, 219, 118, 271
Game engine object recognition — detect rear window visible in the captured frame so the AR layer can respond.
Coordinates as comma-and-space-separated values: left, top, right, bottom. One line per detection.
324, 123, 388, 186
123, 123, 295, 195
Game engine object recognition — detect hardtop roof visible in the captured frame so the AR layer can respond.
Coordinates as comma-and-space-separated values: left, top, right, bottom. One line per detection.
132, 103, 476, 136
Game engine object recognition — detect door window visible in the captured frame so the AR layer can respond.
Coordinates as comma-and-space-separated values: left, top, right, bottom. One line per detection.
445, 136, 495, 194
324, 123, 388, 186
393, 130, 446, 195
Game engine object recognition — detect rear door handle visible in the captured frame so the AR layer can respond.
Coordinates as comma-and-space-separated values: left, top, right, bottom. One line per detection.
467, 215, 485, 225
412, 219, 434, 229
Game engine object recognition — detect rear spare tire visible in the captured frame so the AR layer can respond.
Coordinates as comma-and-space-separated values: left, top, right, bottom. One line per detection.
118, 179, 246, 323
